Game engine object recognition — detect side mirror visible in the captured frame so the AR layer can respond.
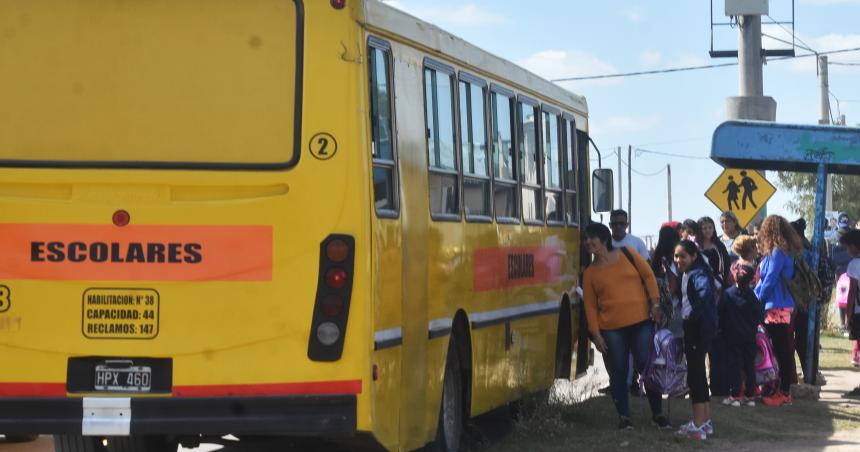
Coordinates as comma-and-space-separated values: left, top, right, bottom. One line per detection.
592, 169, 614, 213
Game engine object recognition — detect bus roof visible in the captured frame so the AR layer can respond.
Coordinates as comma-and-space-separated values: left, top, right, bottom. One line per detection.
361, 0, 588, 122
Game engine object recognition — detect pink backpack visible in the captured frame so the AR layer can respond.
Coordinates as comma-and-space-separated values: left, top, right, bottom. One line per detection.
837, 273, 850, 309
755, 325, 779, 386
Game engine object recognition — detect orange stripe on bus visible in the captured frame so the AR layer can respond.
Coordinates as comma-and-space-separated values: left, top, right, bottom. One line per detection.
473, 246, 562, 292
172, 380, 362, 397
0, 382, 67, 397
0, 224, 272, 281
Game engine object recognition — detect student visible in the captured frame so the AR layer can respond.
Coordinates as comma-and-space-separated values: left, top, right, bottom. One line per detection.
732, 235, 760, 286
754, 215, 802, 406
674, 240, 718, 440
582, 222, 670, 430
651, 225, 683, 339
697, 216, 732, 285
681, 219, 700, 244
720, 211, 744, 261
610, 209, 649, 260
720, 263, 764, 407
839, 230, 860, 398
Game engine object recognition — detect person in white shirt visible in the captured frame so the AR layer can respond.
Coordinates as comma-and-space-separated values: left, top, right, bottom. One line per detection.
610, 209, 649, 261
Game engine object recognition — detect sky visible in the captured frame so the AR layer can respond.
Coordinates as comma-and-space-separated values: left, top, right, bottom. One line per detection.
381, 0, 860, 242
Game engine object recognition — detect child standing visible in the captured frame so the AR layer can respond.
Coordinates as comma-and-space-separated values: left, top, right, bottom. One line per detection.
720, 263, 765, 407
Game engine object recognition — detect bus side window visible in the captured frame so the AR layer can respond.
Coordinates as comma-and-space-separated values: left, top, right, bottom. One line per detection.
543, 110, 563, 225
368, 41, 399, 217
565, 121, 582, 226
491, 90, 518, 223
459, 77, 491, 221
518, 99, 543, 224
423, 64, 460, 220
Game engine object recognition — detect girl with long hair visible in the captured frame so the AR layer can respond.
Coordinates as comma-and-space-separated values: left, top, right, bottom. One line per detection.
720, 211, 743, 260
754, 215, 803, 406
697, 216, 731, 285
674, 240, 718, 440
651, 225, 683, 338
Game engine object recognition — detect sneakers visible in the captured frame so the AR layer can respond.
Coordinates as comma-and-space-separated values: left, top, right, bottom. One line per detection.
841, 386, 860, 399
652, 415, 672, 430
763, 392, 792, 406
676, 421, 707, 440
618, 416, 634, 430
722, 396, 741, 407
702, 419, 714, 435
598, 385, 611, 394
745, 398, 756, 407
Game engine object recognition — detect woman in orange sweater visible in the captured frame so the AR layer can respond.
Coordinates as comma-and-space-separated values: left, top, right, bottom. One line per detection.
583, 222, 669, 430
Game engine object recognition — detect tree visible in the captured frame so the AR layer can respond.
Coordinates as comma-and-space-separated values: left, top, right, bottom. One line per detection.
777, 172, 860, 226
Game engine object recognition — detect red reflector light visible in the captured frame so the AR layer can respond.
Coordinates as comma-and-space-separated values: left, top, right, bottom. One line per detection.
331, 0, 346, 9
320, 295, 344, 317
325, 268, 348, 289
112, 210, 130, 227
326, 239, 350, 263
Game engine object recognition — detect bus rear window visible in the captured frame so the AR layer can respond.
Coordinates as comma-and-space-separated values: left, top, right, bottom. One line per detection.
0, 0, 302, 169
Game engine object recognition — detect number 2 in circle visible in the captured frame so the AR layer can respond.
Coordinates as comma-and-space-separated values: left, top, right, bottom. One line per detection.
309, 132, 337, 160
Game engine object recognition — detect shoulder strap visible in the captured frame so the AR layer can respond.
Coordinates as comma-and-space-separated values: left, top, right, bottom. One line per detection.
621, 246, 653, 302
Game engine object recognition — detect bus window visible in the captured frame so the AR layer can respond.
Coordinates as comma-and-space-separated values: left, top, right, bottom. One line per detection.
543, 111, 563, 224
491, 91, 517, 222
518, 100, 542, 224
459, 78, 491, 220
424, 65, 459, 219
565, 120, 581, 225
368, 43, 398, 216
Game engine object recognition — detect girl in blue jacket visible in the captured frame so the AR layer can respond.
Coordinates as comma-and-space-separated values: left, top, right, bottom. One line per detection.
754, 215, 803, 406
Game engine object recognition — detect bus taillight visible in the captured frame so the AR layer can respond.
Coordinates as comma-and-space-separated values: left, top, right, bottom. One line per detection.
307, 234, 355, 362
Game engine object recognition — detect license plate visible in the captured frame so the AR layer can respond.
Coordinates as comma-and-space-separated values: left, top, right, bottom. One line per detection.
94, 361, 152, 392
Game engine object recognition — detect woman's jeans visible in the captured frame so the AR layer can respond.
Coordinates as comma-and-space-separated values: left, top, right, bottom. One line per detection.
601, 320, 662, 418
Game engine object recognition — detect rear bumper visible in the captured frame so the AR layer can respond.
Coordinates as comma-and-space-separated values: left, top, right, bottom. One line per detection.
0, 395, 356, 436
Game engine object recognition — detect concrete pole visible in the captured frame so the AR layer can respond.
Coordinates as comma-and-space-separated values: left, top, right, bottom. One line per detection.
738, 15, 764, 97
667, 164, 672, 221
617, 146, 622, 209
821, 55, 834, 211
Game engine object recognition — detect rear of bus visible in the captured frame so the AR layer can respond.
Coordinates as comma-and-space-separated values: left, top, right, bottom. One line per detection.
0, 0, 374, 448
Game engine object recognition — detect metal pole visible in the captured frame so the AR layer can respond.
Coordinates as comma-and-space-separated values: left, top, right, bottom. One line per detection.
628, 145, 632, 231
617, 146, 623, 209
667, 164, 672, 220
821, 55, 834, 211
807, 162, 827, 384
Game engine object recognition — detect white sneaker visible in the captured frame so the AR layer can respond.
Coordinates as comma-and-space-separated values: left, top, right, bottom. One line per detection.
676, 420, 695, 435
744, 398, 756, 407
702, 419, 714, 435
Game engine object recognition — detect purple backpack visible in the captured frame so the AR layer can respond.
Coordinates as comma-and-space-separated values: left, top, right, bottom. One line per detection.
641, 328, 687, 396
755, 325, 780, 386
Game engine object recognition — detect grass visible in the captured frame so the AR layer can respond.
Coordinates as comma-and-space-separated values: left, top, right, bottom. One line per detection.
472, 331, 860, 452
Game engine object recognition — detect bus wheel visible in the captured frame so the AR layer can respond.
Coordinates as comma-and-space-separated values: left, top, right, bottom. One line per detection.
53, 435, 105, 452
105, 436, 178, 452
5, 434, 38, 442
429, 337, 464, 452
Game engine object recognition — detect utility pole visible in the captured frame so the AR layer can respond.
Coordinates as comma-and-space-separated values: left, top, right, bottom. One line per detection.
628, 145, 632, 232
667, 164, 672, 221
617, 146, 622, 209
821, 55, 833, 211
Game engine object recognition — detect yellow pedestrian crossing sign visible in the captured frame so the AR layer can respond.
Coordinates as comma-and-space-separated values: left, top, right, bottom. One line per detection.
705, 169, 776, 228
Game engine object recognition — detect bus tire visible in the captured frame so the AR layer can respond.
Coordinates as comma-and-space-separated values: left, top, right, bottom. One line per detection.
429, 337, 464, 452
105, 436, 177, 452
53, 435, 105, 452
554, 300, 572, 379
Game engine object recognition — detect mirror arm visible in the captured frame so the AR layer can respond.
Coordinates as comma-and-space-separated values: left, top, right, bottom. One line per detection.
588, 136, 602, 169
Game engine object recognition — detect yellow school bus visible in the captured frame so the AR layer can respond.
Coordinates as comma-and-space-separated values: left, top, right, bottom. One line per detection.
0, 1, 610, 451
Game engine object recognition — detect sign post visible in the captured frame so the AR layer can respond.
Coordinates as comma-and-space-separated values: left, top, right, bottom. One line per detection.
705, 168, 776, 228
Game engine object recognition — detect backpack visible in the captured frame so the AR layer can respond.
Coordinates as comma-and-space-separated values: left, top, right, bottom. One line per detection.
782, 252, 822, 311
640, 328, 687, 396
755, 325, 779, 387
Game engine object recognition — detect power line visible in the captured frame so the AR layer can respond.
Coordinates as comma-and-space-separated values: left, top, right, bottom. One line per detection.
634, 148, 710, 160
550, 46, 860, 82
830, 61, 860, 66
620, 158, 667, 177
765, 14, 818, 56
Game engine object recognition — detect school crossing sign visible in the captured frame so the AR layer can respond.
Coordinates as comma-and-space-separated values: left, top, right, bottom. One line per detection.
705, 169, 776, 228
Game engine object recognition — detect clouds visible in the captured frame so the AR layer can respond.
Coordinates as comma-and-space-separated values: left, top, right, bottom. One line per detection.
382, 1, 507, 26
639, 49, 662, 67
762, 30, 860, 73
517, 50, 619, 88
622, 6, 646, 23
589, 114, 663, 139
